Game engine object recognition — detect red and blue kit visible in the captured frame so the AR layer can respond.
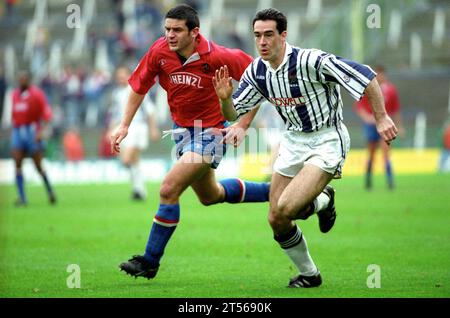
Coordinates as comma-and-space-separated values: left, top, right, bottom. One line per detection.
128, 34, 253, 128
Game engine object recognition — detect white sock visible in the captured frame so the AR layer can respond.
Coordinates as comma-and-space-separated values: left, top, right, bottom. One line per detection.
278, 226, 318, 277
130, 163, 146, 197
313, 192, 330, 213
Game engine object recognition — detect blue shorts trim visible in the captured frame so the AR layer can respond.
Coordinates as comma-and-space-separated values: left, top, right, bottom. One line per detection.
173, 122, 229, 169
11, 124, 44, 155
363, 124, 380, 143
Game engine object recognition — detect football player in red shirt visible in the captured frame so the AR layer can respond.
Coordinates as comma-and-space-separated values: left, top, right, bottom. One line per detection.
11, 70, 56, 206
354, 66, 405, 190
111, 4, 270, 280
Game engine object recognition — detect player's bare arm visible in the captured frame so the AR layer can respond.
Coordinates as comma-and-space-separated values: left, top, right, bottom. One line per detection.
364, 78, 398, 144
110, 89, 145, 154
213, 65, 238, 121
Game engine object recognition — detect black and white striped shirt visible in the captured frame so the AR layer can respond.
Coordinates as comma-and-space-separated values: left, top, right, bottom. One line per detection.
232, 43, 376, 132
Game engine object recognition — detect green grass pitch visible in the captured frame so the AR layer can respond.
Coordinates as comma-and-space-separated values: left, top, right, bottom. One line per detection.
0, 174, 449, 298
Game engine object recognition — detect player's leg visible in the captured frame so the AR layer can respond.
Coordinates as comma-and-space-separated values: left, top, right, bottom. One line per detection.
268, 172, 322, 288
381, 139, 394, 189
30, 149, 56, 204
366, 141, 377, 189
121, 146, 146, 200
364, 124, 379, 190
278, 163, 334, 224
11, 149, 27, 205
190, 167, 225, 205
11, 127, 28, 205
198, 126, 270, 204
120, 151, 211, 278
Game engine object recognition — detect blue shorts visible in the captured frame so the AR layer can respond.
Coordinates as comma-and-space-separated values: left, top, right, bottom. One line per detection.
363, 123, 381, 143
173, 122, 229, 169
11, 124, 44, 155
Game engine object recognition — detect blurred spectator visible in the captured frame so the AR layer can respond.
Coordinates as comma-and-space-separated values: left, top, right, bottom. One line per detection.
83, 69, 110, 127
354, 65, 405, 190
111, 0, 126, 32
0, 66, 6, 123
62, 127, 85, 162
39, 72, 55, 106
60, 65, 84, 128
31, 26, 49, 81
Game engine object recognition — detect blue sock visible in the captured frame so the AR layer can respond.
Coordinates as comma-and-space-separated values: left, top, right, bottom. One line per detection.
219, 178, 270, 203
144, 204, 180, 267
16, 173, 26, 203
386, 160, 394, 188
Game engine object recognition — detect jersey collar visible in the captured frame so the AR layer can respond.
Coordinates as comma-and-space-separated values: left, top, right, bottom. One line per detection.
182, 33, 211, 65
261, 42, 293, 72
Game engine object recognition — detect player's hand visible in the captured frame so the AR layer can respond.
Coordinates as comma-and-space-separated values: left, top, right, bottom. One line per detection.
375, 114, 398, 145
110, 125, 128, 154
212, 65, 233, 100
219, 123, 247, 147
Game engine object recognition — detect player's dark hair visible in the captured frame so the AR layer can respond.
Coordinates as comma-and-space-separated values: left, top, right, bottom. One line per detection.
165, 4, 199, 31
253, 8, 287, 34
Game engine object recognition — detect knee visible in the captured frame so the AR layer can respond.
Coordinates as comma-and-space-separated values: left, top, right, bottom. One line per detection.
159, 181, 181, 201
277, 197, 297, 219
268, 210, 288, 233
277, 197, 311, 220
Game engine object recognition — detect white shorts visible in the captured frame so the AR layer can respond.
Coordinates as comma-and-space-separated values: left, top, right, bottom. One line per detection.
273, 123, 350, 178
122, 123, 149, 150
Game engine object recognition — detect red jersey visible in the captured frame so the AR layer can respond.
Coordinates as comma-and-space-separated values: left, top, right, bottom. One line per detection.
354, 81, 400, 116
11, 85, 52, 127
128, 34, 253, 127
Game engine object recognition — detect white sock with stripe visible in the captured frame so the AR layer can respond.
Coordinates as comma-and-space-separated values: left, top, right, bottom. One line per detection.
313, 192, 330, 213
275, 225, 318, 277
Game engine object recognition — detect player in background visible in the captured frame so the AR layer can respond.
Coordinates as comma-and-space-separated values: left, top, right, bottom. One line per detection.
438, 115, 450, 172
11, 70, 56, 206
354, 65, 405, 190
109, 66, 160, 201
110, 4, 270, 280
213, 8, 397, 288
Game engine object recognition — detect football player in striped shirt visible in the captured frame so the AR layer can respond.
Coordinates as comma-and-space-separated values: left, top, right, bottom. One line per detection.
213, 8, 398, 288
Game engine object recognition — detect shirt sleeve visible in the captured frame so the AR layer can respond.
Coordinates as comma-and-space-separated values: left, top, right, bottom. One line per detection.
128, 44, 159, 95
232, 64, 266, 118
319, 53, 376, 101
